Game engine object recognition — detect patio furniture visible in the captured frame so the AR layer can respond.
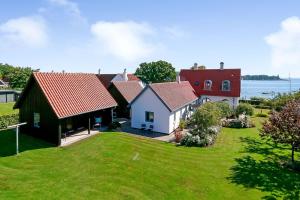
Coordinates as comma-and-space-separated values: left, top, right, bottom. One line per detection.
141, 124, 146, 130
148, 124, 154, 131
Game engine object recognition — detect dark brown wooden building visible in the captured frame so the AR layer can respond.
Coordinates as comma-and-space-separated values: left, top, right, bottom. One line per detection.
14, 72, 117, 146
108, 81, 143, 118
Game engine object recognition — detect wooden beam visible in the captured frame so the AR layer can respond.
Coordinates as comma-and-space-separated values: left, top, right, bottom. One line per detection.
88, 115, 91, 134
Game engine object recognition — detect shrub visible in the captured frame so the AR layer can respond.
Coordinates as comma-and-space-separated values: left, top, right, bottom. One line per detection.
256, 113, 267, 118
235, 103, 254, 116
174, 129, 183, 143
179, 120, 186, 130
215, 102, 233, 118
222, 115, 255, 128
180, 127, 220, 147
0, 114, 19, 129
108, 121, 121, 130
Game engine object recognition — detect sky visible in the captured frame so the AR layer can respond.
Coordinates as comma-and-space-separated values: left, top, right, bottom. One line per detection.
0, 0, 300, 77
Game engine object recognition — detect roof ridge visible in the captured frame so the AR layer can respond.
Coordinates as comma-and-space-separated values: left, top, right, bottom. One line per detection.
33, 72, 96, 75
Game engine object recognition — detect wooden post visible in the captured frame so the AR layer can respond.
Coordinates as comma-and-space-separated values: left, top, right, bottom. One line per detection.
111, 108, 114, 122
58, 122, 62, 146
16, 126, 19, 154
88, 115, 91, 134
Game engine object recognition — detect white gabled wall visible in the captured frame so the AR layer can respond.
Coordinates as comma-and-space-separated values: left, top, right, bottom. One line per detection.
131, 88, 171, 133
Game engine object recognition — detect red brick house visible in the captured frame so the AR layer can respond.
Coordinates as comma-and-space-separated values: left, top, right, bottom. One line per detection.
180, 62, 241, 108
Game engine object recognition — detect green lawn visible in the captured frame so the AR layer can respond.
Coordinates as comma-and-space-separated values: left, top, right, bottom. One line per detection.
0, 102, 18, 115
0, 117, 299, 199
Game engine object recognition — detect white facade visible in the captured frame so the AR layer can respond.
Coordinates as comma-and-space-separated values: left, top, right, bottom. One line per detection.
131, 88, 196, 134
199, 95, 239, 108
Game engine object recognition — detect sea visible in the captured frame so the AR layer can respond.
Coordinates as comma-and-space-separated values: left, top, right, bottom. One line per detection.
241, 79, 300, 99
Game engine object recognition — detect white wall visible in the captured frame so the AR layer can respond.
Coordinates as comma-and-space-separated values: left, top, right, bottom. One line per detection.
131, 88, 171, 133
199, 95, 239, 108
168, 104, 195, 133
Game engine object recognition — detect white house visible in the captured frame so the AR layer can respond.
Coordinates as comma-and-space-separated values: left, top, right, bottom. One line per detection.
130, 80, 198, 134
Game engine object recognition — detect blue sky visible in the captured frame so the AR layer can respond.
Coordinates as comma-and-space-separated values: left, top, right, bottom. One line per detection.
0, 0, 300, 77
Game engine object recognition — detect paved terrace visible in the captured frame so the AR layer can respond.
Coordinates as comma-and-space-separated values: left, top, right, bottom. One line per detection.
116, 118, 175, 142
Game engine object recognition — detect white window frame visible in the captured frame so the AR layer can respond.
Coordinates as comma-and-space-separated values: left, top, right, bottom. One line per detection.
33, 112, 40, 128
222, 80, 231, 91
145, 111, 154, 122
204, 80, 212, 90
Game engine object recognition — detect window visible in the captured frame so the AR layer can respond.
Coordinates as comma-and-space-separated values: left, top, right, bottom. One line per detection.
204, 80, 212, 90
145, 111, 154, 122
222, 80, 231, 91
194, 81, 200, 86
33, 113, 40, 128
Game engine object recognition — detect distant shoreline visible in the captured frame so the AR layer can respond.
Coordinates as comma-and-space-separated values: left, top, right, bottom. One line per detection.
242, 75, 283, 81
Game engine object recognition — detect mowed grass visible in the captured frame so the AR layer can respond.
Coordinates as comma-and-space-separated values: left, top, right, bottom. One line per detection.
0, 117, 299, 199
0, 102, 18, 115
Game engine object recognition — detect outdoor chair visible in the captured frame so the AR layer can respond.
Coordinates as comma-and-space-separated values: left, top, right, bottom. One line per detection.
148, 124, 154, 131
141, 124, 146, 130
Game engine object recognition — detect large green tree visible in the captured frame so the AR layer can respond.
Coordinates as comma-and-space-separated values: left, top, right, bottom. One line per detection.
134, 60, 176, 84
0, 63, 33, 89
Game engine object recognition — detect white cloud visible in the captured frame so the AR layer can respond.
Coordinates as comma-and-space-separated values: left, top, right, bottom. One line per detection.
265, 16, 300, 70
91, 21, 159, 61
0, 16, 48, 47
48, 0, 85, 23
163, 26, 187, 38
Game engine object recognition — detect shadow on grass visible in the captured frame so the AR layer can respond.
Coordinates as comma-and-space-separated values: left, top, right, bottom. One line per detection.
0, 130, 54, 157
228, 137, 300, 199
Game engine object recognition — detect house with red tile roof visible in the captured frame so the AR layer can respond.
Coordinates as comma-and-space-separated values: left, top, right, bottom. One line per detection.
108, 81, 143, 118
14, 72, 117, 146
129, 79, 198, 134
97, 69, 141, 88
180, 62, 241, 108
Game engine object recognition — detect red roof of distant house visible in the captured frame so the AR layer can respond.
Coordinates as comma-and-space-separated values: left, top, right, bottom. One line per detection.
180, 69, 241, 97
97, 74, 140, 88
111, 81, 143, 103
15, 72, 117, 119
135, 81, 198, 112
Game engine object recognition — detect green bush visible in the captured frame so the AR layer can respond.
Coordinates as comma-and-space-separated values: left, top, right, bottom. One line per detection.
179, 120, 186, 130
235, 103, 254, 116
256, 113, 268, 118
181, 102, 221, 147
215, 102, 233, 118
0, 114, 19, 129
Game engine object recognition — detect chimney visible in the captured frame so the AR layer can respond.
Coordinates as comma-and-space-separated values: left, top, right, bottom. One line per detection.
123, 68, 128, 81
62, 70, 65, 73
193, 63, 198, 70
220, 62, 224, 69
98, 68, 101, 75
176, 73, 181, 83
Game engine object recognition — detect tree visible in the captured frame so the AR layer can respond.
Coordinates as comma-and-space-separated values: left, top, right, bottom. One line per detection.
215, 102, 233, 118
235, 103, 254, 116
260, 100, 300, 164
134, 60, 176, 84
0, 63, 33, 89
189, 102, 221, 136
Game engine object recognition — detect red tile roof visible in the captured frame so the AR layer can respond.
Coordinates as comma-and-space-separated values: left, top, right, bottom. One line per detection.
16, 72, 117, 119
180, 69, 241, 97
97, 73, 140, 88
111, 81, 143, 103
148, 81, 198, 112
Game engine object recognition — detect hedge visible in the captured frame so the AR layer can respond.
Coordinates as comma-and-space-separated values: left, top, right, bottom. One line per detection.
0, 114, 19, 129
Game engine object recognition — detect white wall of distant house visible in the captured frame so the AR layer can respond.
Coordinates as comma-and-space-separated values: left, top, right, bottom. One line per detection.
199, 95, 239, 108
131, 88, 170, 133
